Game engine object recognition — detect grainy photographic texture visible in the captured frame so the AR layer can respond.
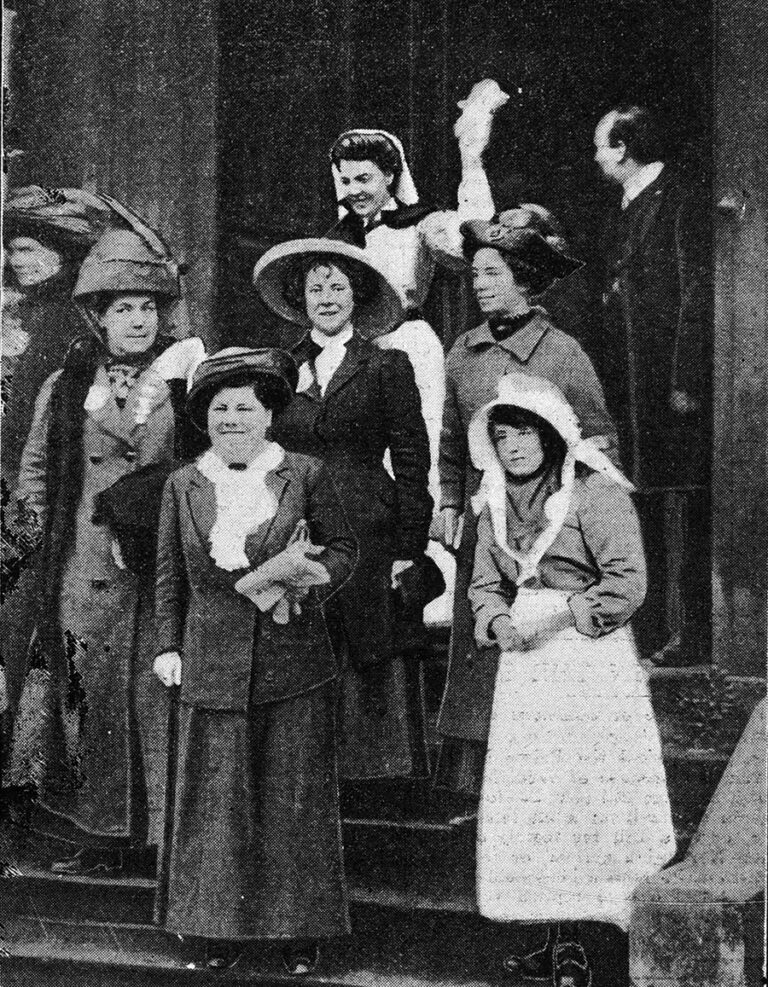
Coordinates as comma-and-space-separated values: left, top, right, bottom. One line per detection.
1, 2, 766, 986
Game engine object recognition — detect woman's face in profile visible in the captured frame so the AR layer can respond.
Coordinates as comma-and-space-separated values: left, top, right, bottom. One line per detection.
6, 236, 64, 288
207, 385, 272, 463
99, 293, 159, 356
492, 422, 545, 479
304, 263, 355, 337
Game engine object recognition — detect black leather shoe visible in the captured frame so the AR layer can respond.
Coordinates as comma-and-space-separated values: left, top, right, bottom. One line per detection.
50, 848, 122, 876
552, 941, 592, 987
205, 942, 241, 970
503, 931, 554, 980
282, 941, 320, 976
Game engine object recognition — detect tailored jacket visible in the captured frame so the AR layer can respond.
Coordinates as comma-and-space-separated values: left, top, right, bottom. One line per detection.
601, 168, 710, 487
271, 333, 432, 669
154, 451, 357, 710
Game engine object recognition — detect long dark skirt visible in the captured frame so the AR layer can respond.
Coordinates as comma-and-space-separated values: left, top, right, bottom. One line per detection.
161, 683, 349, 942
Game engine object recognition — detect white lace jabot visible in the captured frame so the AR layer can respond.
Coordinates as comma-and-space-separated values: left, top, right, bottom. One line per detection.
196, 443, 285, 570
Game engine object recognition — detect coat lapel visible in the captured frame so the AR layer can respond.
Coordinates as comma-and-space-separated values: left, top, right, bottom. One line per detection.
322, 335, 370, 401
619, 174, 668, 267
244, 465, 291, 564
186, 462, 294, 580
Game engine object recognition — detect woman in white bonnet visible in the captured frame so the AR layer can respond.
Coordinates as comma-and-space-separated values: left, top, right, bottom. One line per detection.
467, 373, 674, 986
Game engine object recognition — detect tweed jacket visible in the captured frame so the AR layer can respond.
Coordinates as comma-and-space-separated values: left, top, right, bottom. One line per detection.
154, 451, 357, 710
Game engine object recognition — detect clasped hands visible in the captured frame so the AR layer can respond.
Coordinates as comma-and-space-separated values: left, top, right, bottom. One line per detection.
480, 592, 574, 652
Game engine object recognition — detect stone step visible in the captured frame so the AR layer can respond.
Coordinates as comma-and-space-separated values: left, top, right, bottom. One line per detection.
0, 907, 631, 987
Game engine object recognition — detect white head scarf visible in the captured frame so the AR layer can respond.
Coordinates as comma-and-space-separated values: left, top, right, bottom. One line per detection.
330, 129, 419, 218
468, 373, 633, 584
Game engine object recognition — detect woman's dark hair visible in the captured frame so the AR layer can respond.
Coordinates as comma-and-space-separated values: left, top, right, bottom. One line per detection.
488, 404, 567, 471
465, 241, 552, 297
207, 371, 291, 415
81, 291, 163, 317
281, 254, 380, 314
330, 132, 402, 181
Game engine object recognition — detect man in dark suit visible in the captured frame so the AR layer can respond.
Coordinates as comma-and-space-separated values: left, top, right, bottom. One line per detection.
594, 104, 711, 665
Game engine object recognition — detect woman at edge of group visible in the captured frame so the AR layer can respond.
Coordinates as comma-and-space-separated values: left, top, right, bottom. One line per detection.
153, 348, 356, 974
434, 208, 619, 807
467, 373, 675, 986
253, 238, 434, 782
6, 228, 205, 872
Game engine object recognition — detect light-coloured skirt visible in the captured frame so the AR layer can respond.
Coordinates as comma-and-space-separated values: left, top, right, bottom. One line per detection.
476, 589, 675, 930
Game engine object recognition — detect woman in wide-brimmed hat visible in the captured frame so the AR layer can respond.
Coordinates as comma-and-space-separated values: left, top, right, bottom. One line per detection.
152, 347, 356, 973
2, 186, 111, 488
467, 373, 674, 986
5, 227, 205, 871
254, 238, 435, 782
434, 207, 620, 798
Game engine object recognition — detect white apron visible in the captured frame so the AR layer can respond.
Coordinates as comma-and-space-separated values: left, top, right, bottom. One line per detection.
476, 588, 675, 930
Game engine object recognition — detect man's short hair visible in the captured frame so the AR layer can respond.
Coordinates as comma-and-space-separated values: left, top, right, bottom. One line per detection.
607, 105, 665, 164
330, 132, 403, 179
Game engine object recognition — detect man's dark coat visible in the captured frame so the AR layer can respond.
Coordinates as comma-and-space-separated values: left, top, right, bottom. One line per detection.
601, 168, 710, 489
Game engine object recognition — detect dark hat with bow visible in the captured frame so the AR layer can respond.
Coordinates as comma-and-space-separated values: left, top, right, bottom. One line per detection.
461, 206, 583, 295
3, 186, 110, 253
186, 346, 299, 431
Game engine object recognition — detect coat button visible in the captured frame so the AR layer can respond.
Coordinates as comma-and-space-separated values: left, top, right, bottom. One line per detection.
264, 670, 275, 683
123, 449, 137, 463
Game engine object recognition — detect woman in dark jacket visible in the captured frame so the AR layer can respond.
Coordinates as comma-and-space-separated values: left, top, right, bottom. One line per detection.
253, 238, 433, 781
5, 228, 205, 868
153, 348, 356, 973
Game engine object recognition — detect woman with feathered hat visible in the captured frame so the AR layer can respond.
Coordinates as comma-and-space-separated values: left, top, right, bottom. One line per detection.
253, 237, 434, 781
467, 373, 674, 985
5, 226, 205, 872
2, 186, 111, 489
435, 208, 620, 797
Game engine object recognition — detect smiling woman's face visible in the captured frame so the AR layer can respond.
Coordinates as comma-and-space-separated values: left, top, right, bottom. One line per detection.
207, 385, 272, 463
304, 262, 355, 336
98, 294, 159, 356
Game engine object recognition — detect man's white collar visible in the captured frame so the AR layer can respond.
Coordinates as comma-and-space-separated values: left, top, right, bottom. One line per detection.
622, 161, 664, 209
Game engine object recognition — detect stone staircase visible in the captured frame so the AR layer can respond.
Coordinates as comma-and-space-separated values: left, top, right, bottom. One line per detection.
1, 642, 764, 987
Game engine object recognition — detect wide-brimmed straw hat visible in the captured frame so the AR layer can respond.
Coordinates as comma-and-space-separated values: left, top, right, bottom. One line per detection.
252, 237, 404, 340
187, 347, 299, 431
461, 208, 583, 295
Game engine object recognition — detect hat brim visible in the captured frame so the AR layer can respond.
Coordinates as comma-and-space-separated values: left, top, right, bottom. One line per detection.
253, 238, 404, 340
186, 364, 296, 433
3, 215, 96, 252
461, 222, 584, 289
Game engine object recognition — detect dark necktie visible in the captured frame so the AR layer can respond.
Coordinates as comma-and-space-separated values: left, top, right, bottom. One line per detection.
488, 311, 535, 341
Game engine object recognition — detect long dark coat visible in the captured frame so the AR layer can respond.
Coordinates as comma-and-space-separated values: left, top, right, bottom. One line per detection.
436, 311, 619, 745
5, 348, 190, 845
271, 333, 433, 779
600, 168, 710, 489
154, 451, 356, 940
